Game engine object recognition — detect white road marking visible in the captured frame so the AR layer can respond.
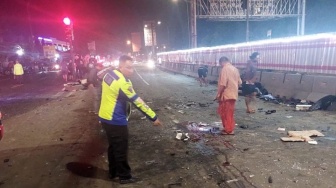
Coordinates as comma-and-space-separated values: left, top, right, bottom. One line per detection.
52, 92, 64, 99
11, 84, 24, 89
134, 68, 150, 85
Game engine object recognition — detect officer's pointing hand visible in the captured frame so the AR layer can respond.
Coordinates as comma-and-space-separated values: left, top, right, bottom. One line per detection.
153, 119, 162, 126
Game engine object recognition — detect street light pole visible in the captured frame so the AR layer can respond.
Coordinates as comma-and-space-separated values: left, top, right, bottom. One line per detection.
172, 0, 193, 48
63, 17, 74, 61
151, 21, 155, 59
186, 1, 190, 48
126, 40, 132, 55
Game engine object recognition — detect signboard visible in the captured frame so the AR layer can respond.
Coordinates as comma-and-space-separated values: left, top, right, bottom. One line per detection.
88, 41, 96, 51
43, 45, 56, 59
144, 21, 156, 47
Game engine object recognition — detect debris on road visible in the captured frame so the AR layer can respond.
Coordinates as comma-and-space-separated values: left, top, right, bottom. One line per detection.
310, 95, 336, 111
65, 81, 82, 86
308, 140, 318, 145
186, 122, 222, 134
265, 110, 276, 114
281, 137, 305, 142
175, 132, 190, 141
226, 179, 239, 183
165, 106, 172, 110
199, 103, 209, 107
145, 160, 156, 165
172, 119, 180, 124
177, 110, 184, 114
281, 130, 325, 143
277, 127, 286, 131
296, 104, 312, 111
239, 124, 248, 129
186, 102, 196, 106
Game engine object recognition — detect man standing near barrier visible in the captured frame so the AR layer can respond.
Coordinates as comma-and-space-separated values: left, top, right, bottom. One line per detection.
197, 65, 208, 87
242, 52, 259, 113
99, 55, 162, 184
215, 56, 242, 135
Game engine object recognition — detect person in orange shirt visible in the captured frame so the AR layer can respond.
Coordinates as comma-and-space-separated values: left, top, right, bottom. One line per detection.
215, 56, 242, 135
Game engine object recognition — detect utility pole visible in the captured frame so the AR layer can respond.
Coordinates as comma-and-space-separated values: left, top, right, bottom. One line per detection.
63, 17, 74, 61
151, 21, 155, 59
246, 0, 250, 42
301, 0, 306, 35
190, 0, 197, 48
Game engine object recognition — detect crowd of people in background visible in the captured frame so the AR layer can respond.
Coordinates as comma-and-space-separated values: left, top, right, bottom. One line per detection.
60, 54, 98, 83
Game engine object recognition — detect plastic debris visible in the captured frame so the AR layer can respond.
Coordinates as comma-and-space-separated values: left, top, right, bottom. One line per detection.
184, 133, 190, 141
308, 140, 318, 145
296, 105, 312, 111
277, 127, 286, 131
172, 120, 180, 124
177, 110, 184, 114
145, 160, 156, 165
227, 179, 239, 183
175, 132, 189, 141
186, 121, 222, 133
176, 133, 183, 140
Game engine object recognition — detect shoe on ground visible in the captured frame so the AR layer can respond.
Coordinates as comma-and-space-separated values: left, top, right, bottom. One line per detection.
221, 131, 235, 135
119, 177, 141, 184
109, 173, 117, 179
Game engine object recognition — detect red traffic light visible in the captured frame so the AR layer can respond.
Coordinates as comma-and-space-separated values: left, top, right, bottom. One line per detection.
63, 17, 71, 25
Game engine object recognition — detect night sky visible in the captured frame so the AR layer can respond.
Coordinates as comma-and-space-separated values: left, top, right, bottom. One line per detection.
0, 0, 335, 54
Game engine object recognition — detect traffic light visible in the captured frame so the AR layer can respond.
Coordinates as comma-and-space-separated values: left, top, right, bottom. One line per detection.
64, 26, 72, 40
63, 17, 71, 26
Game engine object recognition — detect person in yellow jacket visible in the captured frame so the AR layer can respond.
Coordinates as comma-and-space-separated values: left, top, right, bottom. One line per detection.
13, 61, 24, 84
99, 55, 162, 184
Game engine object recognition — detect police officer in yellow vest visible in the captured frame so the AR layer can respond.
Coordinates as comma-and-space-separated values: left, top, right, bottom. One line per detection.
13, 61, 24, 84
99, 55, 162, 184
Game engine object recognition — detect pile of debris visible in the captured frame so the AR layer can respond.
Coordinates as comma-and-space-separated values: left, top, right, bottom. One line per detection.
174, 122, 223, 142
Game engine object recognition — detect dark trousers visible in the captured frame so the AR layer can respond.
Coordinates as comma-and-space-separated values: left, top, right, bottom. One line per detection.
102, 122, 131, 179
15, 75, 23, 84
